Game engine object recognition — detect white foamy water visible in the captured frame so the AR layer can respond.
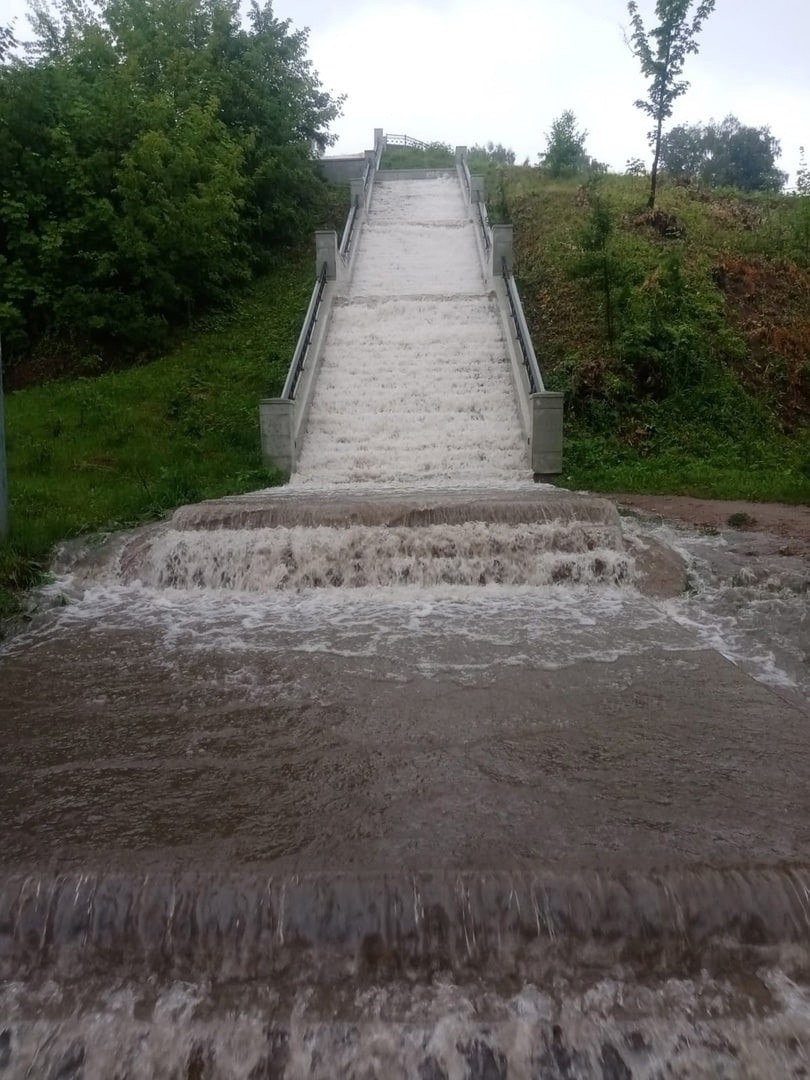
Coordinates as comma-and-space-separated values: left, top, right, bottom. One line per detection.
291, 177, 530, 487
117, 522, 631, 591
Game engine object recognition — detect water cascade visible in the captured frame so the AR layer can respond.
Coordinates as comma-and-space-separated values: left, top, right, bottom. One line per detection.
1, 161, 809, 1078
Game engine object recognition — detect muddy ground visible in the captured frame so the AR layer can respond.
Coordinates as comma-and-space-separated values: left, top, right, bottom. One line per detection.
613, 494, 810, 554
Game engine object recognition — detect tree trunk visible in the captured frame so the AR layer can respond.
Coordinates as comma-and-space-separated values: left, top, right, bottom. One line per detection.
648, 115, 664, 210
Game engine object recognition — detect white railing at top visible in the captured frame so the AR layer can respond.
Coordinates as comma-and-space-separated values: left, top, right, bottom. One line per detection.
384, 133, 428, 149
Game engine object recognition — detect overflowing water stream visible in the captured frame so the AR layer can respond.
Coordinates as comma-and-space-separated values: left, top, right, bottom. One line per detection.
1, 175, 808, 1077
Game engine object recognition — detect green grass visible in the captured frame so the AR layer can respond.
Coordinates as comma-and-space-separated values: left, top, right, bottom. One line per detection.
560, 431, 810, 502
0, 248, 313, 621
501, 169, 810, 503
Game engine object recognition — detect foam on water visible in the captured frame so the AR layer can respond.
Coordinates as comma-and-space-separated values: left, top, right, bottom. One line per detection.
116, 522, 632, 591
292, 177, 530, 487
625, 516, 810, 705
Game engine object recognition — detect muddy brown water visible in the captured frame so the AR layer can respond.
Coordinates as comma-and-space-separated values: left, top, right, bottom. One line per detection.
1, 492, 808, 1077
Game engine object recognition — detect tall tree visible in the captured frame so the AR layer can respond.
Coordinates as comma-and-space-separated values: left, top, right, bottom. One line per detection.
661, 116, 787, 191
627, 0, 716, 208
540, 110, 589, 177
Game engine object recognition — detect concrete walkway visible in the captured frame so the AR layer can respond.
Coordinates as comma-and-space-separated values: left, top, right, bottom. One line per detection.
291, 177, 530, 487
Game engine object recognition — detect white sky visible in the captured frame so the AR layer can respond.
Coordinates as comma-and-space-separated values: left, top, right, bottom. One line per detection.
2, 0, 808, 183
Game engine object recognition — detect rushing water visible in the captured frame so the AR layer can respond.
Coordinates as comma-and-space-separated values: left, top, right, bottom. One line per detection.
2, 174, 809, 1077
291, 178, 530, 488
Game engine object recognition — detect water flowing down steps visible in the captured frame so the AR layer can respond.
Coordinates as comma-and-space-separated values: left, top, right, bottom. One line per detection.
292, 177, 531, 487
2, 169, 810, 1077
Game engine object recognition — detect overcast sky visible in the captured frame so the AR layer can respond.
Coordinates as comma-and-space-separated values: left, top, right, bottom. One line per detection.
283, 0, 810, 185
3, 0, 808, 183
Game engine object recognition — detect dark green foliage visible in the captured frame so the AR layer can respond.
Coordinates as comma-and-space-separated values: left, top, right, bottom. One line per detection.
0, 0, 342, 372
539, 110, 590, 177
627, 0, 716, 208
571, 182, 634, 345
661, 117, 787, 192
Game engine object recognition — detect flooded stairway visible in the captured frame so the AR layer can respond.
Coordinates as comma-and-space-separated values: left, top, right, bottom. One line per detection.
1, 171, 810, 1077
291, 175, 531, 487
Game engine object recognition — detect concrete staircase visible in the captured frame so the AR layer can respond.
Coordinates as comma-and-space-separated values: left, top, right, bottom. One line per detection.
291, 176, 531, 488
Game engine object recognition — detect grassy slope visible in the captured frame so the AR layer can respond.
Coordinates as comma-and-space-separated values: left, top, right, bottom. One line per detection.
499, 169, 810, 502
0, 249, 313, 617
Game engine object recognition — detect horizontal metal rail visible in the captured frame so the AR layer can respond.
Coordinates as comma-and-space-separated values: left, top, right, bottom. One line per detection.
361, 158, 372, 202
282, 262, 328, 400
384, 133, 428, 149
503, 258, 543, 395
478, 200, 491, 252
339, 203, 358, 261
461, 157, 472, 201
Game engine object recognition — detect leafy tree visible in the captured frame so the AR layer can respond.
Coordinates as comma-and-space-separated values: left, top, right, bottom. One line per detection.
798, 148, 810, 196
627, 0, 716, 208
661, 117, 786, 191
468, 141, 516, 167
0, 0, 342, 368
540, 110, 590, 177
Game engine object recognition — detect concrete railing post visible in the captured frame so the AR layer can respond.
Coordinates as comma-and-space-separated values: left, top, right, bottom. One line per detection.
455, 145, 467, 162
259, 399, 295, 477
491, 224, 513, 277
351, 177, 365, 205
531, 392, 565, 476
470, 175, 485, 204
315, 231, 338, 280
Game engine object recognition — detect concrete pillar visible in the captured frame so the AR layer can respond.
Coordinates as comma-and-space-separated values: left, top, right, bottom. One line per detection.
455, 145, 467, 162
259, 399, 295, 477
374, 128, 384, 151
491, 224, 513, 276
470, 175, 485, 204
531, 392, 565, 476
315, 231, 338, 280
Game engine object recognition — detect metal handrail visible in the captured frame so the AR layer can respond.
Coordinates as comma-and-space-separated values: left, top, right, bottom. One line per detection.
478, 200, 491, 252
503, 258, 544, 395
339, 203, 358, 261
461, 157, 472, 201
282, 262, 328, 400
361, 158, 372, 202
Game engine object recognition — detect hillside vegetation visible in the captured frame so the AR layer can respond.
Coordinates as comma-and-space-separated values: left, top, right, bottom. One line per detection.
494, 167, 810, 500
0, 252, 312, 621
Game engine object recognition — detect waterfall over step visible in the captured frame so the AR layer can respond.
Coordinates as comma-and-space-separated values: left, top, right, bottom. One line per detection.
80, 491, 637, 592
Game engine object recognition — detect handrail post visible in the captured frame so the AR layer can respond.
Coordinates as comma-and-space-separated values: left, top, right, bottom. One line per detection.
491, 225, 513, 277
470, 175, 485, 204
531, 392, 565, 476
315, 231, 338, 280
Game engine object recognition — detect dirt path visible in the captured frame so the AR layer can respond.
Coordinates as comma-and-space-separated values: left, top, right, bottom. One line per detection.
612, 494, 810, 552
